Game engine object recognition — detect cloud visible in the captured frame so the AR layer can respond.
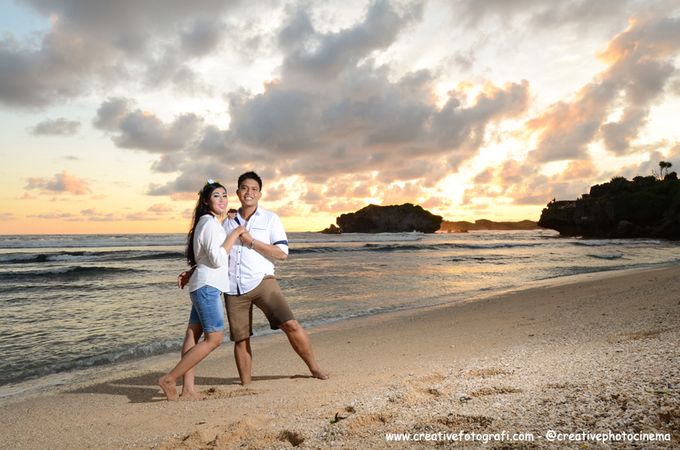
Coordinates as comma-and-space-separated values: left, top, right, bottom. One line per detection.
147, 203, 174, 213
30, 211, 80, 220
466, 158, 602, 206
454, 0, 639, 29
1, 0, 240, 107
135, 0, 530, 214
93, 97, 204, 152
0, 212, 16, 220
528, 15, 680, 162
80, 208, 115, 221
31, 117, 81, 135
124, 212, 165, 221
280, 0, 424, 81
25, 170, 91, 195
0, 29, 109, 107
180, 17, 225, 57
92, 97, 131, 130
223, 69, 528, 177
558, 160, 598, 181
30, 206, 174, 222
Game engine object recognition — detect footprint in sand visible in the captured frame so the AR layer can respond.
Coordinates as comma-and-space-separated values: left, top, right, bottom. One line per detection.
278, 430, 305, 446
409, 372, 450, 398
438, 414, 494, 429
345, 413, 392, 432
470, 386, 522, 397
202, 387, 262, 399
466, 367, 513, 378
330, 406, 356, 424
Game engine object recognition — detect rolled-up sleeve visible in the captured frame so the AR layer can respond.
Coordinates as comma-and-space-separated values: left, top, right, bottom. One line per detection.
269, 214, 289, 254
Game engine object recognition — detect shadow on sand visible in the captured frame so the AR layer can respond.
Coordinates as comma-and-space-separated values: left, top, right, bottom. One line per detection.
67, 372, 312, 403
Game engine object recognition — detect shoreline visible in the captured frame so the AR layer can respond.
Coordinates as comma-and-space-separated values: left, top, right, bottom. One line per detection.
1, 263, 678, 448
1, 261, 677, 404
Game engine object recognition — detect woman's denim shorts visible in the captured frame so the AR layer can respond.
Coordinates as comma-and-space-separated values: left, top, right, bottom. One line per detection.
188, 285, 225, 333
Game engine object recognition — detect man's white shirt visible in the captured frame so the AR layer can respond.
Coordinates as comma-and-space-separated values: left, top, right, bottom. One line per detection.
223, 207, 289, 295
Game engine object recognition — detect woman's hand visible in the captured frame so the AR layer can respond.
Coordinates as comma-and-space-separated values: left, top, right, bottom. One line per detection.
177, 270, 191, 289
222, 226, 247, 252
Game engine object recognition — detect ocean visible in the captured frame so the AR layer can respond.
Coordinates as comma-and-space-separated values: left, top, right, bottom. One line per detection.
1, 230, 679, 393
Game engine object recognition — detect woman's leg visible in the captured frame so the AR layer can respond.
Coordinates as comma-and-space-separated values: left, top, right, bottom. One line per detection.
158, 330, 223, 401
159, 286, 224, 401
180, 322, 203, 398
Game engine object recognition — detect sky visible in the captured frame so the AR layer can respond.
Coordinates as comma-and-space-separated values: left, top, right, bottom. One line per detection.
1, 0, 680, 234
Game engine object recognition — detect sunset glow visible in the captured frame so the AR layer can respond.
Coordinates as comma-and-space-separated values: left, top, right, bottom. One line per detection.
1, 0, 679, 233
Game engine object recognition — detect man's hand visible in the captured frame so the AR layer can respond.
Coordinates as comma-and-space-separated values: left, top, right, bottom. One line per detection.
177, 270, 192, 289
240, 231, 253, 247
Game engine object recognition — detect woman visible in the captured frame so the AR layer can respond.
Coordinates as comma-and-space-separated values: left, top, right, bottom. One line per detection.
158, 180, 245, 401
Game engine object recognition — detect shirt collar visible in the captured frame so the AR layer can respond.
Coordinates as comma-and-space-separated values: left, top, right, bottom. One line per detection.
237, 206, 260, 224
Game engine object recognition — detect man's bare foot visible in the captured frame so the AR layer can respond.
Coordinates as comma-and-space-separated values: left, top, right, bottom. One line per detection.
311, 368, 329, 380
158, 376, 179, 401
179, 390, 205, 401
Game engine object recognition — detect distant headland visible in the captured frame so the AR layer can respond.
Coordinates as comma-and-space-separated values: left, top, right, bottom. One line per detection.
538, 171, 680, 240
319, 203, 538, 234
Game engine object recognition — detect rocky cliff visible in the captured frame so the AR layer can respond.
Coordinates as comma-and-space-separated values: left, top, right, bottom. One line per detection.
323, 203, 443, 233
538, 174, 680, 239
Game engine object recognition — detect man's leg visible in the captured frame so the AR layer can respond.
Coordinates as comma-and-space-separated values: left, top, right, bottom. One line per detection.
253, 278, 329, 380
233, 338, 253, 386
226, 293, 254, 386
279, 319, 328, 380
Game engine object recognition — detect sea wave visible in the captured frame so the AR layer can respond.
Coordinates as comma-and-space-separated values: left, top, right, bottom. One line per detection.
587, 253, 625, 260
0, 266, 141, 281
290, 241, 542, 254
0, 234, 185, 249
0, 339, 182, 387
448, 255, 532, 263
0, 250, 183, 264
572, 239, 663, 247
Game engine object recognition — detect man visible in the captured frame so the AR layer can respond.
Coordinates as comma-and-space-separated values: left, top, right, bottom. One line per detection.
181, 171, 328, 385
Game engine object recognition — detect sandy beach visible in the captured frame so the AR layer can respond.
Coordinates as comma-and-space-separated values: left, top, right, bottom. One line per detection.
1, 265, 678, 449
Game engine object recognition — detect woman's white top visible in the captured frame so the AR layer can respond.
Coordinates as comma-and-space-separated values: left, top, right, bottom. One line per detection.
187, 214, 230, 292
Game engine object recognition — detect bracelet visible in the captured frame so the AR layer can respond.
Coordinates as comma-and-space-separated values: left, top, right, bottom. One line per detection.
249, 239, 256, 250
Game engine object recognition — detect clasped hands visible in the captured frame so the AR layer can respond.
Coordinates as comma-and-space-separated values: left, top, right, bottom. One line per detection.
177, 230, 255, 289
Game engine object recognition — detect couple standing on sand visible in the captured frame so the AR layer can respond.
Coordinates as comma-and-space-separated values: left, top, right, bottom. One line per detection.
158, 171, 328, 401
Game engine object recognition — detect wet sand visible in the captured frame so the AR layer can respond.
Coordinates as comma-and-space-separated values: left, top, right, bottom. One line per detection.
0, 265, 678, 449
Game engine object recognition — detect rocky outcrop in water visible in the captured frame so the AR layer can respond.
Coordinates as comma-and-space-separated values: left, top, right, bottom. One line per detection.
322, 203, 443, 233
538, 173, 680, 239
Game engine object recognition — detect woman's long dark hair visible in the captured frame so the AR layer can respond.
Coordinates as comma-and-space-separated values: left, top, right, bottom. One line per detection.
186, 181, 226, 267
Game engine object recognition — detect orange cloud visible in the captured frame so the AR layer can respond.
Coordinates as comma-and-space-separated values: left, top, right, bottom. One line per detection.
559, 160, 598, 181
528, 15, 680, 162
147, 203, 174, 213
25, 171, 91, 195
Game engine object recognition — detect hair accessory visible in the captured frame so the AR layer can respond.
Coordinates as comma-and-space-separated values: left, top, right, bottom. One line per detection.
207, 178, 215, 184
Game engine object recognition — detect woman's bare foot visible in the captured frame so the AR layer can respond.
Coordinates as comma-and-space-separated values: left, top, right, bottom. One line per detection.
158, 376, 179, 401
311, 368, 329, 380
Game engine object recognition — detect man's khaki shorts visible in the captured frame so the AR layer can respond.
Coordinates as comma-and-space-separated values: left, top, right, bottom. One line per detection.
225, 276, 295, 342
